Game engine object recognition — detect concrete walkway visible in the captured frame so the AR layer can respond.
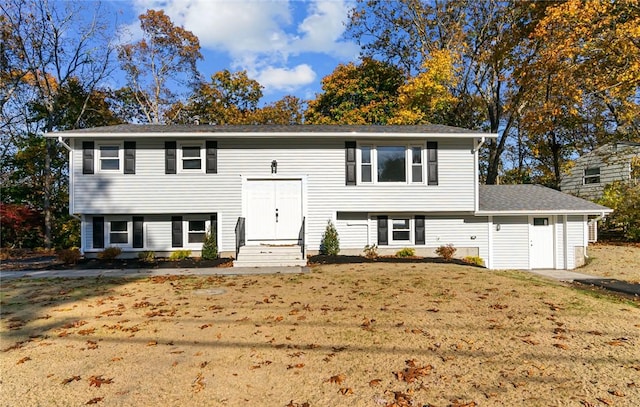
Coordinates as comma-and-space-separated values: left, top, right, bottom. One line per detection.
528, 269, 640, 297
0, 266, 309, 281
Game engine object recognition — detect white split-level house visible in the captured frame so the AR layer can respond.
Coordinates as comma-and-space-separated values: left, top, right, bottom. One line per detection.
51, 124, 611, 269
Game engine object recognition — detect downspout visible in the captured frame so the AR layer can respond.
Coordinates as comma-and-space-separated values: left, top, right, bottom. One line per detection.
56, 136, 81, 221
473, 137, 486, 213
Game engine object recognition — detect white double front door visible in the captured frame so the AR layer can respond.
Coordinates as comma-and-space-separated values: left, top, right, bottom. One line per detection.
245, 179, 303, 242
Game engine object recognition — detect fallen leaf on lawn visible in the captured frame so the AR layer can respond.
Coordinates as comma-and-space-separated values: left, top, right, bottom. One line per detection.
450, 401, 477, 407
88, 375, 113, 387
596, 397, 612, 405
16, 356, 31, 364
192, 372, 205, 392
608, 389, 625, 397
62, 375, 81, 385
86, 397, 103, 405
78, 328, 96, 336
553, 343, 569, 350
147, 341, 157, 347
522, 338, 539, 345
287, 363, 305, 369
369, 379, 381, 387
285, 401, 309, 407
338, 387, 353, 395
327, 374, 346, 384
199, 324, 211, 329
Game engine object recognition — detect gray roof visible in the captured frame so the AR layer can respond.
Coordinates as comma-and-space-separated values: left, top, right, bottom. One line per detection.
53, 123, 493, 137
479, 184, 611, 214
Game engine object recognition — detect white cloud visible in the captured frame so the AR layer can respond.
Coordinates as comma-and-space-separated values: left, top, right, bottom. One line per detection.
255, 64, 317, 92
127, 0, 358, 92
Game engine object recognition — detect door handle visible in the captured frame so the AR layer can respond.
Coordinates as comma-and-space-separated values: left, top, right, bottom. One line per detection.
275, 208, 279, 223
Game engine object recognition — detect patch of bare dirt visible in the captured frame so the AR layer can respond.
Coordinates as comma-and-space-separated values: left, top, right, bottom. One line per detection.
1, 262, 639, 406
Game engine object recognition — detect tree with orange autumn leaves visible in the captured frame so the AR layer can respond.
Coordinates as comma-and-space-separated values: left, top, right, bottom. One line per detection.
344, 0, 638, 186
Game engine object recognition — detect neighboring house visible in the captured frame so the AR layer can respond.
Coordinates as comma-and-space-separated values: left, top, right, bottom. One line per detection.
560, 141, 640, 241
51, 124, 611, 270
560, 141, 640, 200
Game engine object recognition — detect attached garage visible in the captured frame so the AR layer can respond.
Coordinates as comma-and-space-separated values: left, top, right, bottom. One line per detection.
479, 185, 611, 270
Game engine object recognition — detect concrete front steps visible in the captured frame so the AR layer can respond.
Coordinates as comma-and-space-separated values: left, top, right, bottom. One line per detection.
233, 245, 307, 267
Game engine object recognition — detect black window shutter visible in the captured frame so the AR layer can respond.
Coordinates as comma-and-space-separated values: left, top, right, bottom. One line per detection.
83, 141, 94, 174
133, 216, 144, 248
171, 216, 183, 247
206, 140, 217, 174
377, 216, 388, 246
345, 141, 356, 185
427, 141, 438, 186
165, 141, 177, 174
92, 216, 104, 248
415, 215, 425, 245
124, 141, 136, 174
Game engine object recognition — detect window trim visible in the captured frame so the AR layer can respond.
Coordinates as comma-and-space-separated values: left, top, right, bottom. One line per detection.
583, 167, 601, 185
178, 141, 205, 173
181, 216, 214, 248
97, 142, 123, 173
391, 217, 412, 244
187, 219, 207, 244
108, 219, 130, 247
357, 142, 426, 185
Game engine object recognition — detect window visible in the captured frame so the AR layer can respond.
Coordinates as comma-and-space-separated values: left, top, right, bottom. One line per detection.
358, 144, 428, 184
109, 221, 128, 244
361, 146, 372, 182
584, 167, 600, 184
188, 220, 206, 243
411, 146, 423, 183
182, 146, 202, 170
392, 218, 411, 241
99, 145, 120, 171
378, 146, 406, 182
533, 217, 549, 226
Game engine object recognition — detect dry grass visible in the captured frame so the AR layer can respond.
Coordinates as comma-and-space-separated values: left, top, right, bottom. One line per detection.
1, 262, 639, 406
582, 244, 640, 283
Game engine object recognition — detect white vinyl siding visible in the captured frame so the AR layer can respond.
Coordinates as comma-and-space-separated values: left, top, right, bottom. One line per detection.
73, 137, 476, 253
555, 218, 565, 269
424, 216, 489, 263
566, 215, 586, 270
335, 212, 370, 249
491, 216, 529, 269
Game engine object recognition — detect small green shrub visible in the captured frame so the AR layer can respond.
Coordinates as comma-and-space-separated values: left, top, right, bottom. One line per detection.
435, 244, 456, 261
138, 251, 156, 263
320, 220, 340, 256
201, 230, 218, 260
395, 247, 416, 258
57, 247, 81, 265
463, 256, 484, 267
98, 247, 122, 260
363, 244, 378, 259
169, 249, 192, 261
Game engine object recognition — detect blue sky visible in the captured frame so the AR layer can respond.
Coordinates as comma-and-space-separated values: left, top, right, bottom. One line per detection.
102, 0, 361, 105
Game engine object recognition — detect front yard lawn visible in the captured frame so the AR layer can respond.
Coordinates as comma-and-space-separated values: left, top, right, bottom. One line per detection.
1, 262, 638, 406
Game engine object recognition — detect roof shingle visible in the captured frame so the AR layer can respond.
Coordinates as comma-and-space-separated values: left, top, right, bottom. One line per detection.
479, 184, 611, 213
